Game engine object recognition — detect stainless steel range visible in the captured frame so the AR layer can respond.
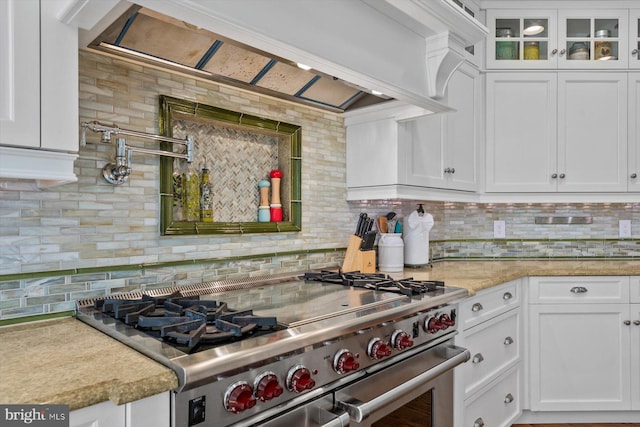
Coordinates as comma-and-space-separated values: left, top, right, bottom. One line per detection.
76, 271, 470, 427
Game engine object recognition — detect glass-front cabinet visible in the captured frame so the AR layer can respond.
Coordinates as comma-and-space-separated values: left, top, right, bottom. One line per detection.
487, 10, 557, 68
558, 9, 628, 69
487, 9, 629, 69
632, 9, 640, 68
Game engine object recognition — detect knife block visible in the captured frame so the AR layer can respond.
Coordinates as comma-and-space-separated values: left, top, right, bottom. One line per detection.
342, 235, 376, 273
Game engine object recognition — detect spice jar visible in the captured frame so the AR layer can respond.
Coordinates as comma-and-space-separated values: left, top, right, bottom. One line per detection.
524, 41, 540, 60
594, 29, 612, 60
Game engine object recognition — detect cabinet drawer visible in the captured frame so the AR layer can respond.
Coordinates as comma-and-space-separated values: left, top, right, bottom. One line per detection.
529, 276, 630, 304
464, 364, 521, 427
631, 277, 640, 304
459, 309, 520, 397
460, 280, 520, 330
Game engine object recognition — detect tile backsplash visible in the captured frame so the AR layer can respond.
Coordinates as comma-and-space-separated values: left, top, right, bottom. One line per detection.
0, 51, 638, 320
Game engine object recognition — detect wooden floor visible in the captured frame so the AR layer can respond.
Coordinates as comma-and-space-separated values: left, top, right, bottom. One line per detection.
513, 424, 640, 426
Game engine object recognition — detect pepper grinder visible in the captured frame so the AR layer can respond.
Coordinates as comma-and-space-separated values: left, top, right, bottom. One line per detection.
257, 180, 270, 222
269, 169, 283, 222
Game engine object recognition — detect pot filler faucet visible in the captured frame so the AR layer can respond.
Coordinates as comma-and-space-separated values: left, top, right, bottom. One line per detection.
81, 121, 194, 185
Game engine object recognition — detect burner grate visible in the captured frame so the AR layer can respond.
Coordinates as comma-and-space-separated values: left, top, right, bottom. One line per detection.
302, 271, 445, 296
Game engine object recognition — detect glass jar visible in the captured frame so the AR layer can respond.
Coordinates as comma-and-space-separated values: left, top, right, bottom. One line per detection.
524, 41, 540, 60
496, 28, 518, 60
594, 29, 613, 60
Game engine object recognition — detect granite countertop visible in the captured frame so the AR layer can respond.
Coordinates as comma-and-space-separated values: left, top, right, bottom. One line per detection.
0, 317, 178, 411
393, 259, 640, 296
1, 259, 639, 412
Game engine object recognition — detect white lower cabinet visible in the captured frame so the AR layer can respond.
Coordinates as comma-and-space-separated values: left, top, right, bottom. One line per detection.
70, 392, 170, 427
455, 279, 523, 427
464, 365, 521, 427
528, 276, 639, 412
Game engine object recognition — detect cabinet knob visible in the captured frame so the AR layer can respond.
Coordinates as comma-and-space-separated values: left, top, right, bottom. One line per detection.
632, 49, 639, 56
624, 320, 631, 326
444, 168, 451, 174
471, 303, 483, 312
504, 336, 514, 345
551, 48, 558, 55
559, 48, 566, 55
551, 173, 558, 179
634, 320, 640, 326
631, 173, 638, 179
570, 286, 588, 294
503, 291, 513, 300
450, 168, 455, 174
474, 417, 485, 427
559, 173, 566, 179
472, 353, 484, 364
504, 393, 514, 404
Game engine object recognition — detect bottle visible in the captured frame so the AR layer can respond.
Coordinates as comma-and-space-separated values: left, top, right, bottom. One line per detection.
199, 165, 214, 222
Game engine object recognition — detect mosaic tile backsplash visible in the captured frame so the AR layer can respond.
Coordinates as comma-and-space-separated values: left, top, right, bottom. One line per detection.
0, 51, 638, 320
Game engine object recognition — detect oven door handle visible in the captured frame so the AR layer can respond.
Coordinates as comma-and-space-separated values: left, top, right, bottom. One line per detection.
335, 345, 469, 423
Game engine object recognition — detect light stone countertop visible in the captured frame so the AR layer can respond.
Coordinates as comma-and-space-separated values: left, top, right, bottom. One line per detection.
0, 317, 179, 411
388, 259, 640, 296
1, 259, 639, 411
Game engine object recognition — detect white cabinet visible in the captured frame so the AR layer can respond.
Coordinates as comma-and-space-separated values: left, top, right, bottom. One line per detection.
399, 63, 480, 192
487, 9, 629, 69
70, 393, 170, 427
632, 277, 640, 411
528, 276, 638, 412
630, 73, 640, 191
632, 10, 640, 69
486, 72, 628, 192
455, 279, 522, 427
70, 400, 126, 427
0, 0, 78, 186
345, 63, 480, 200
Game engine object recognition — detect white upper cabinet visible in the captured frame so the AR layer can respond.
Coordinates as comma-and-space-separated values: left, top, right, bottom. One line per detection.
487, 9, 629, 69
0, 0, 78, 187
486, 72, 628, 193
630, 73, 640, 191
632, 10, 640, 69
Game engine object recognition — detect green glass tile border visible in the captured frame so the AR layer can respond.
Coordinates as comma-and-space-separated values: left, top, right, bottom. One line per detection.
0, 310, 75, 327
0, 248, 347, 282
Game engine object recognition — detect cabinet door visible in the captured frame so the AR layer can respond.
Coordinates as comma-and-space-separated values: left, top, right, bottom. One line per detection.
446, 63, 479, 192
486, 73, 557, 192
631, 10, 640, 69
126, 393, 170, 427
558, 9, 629, 69
529, 304, 631, 411
70, 400, 126, 427
0, 0, 40, 148
632, 303, 640, 410
401, 111, 446, 189
630, 73, 640, 191
463, 365, 521, 427
486, 9, 558, 69
557, 73, 628, 192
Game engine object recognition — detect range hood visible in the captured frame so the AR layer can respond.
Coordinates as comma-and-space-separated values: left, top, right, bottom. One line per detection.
64, 0, 488, 114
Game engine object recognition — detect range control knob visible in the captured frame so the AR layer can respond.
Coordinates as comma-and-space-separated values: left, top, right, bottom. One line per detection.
333, 349, 360, 374
286, 365, 316, 393
391, 329, 414, 350
440, 312, 455, 327
367, 337, 392, 360
223, 381, 257, 413
254, 371, 283, 402
425, 312, 456, 333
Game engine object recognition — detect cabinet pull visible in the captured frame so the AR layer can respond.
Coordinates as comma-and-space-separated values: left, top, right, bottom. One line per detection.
559, 173, 566, 179
632, 49, 639, 56
631, 173, 638, 179
570, 286, 588, 294
624, 320, 631, 326
551, 48, 558, 55
472, 353, 484, 364
473, 417, 485, 427
504, 336, 514, 345
559, 48, 566, 55
503, 292, 513, 300
634, 320, 640, 326
504, 393, 514, 404
450, 168, 455, 174
551, 173, 558, 178
471, 303, 483, 312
